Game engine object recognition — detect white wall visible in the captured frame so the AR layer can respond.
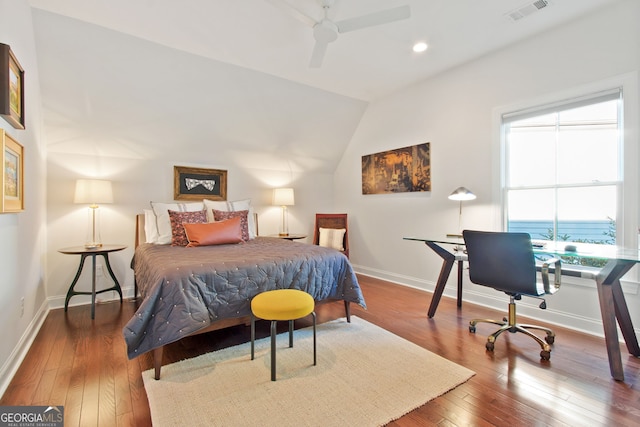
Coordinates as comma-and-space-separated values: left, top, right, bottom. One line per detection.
0, 0, 48, 396
34, 10, 368, 307
336, 0, 640, 336
45, 156, 338, 307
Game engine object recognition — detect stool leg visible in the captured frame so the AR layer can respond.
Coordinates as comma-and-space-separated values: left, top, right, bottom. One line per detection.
271, 320, 277, 381
250, 315, 256, 360
289, 320, 294, 348
312, 311, 317, 366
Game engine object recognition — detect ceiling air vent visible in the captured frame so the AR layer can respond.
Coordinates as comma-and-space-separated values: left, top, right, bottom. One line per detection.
506, 0, 550, 22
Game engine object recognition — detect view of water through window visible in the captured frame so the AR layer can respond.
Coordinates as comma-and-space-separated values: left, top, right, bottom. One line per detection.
503, 92, 621, 267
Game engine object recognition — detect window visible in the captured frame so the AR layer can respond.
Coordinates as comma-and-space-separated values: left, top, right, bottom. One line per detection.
502, 89, 622, 248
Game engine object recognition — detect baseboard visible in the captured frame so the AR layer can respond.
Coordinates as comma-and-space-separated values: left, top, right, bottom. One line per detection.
352, 263, 630, 340
0, 299, 49, 399
353, 264, 439, 294
47, 285, 137, 310
1, 284, 136, 398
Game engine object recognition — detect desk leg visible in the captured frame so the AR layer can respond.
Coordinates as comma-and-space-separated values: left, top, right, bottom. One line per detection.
612, 279, 640, 356
457, 259, 464, 308
65, 254, 89, 312
596, 260, 636, 381
425, 242, 456, 318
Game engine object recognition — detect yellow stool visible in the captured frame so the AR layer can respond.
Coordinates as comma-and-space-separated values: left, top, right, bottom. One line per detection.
250, 289, 316, 381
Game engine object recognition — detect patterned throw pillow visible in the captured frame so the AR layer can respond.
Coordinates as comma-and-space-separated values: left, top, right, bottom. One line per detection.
204, 199, 256, 239
212, 209, 250, 242
150, 201, 205, 244
168, 209, 207, 246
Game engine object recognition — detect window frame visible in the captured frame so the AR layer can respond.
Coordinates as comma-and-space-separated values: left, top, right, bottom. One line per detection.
501, 89, 623, 247
491, 73, 639, 284
487, 71, 640, 288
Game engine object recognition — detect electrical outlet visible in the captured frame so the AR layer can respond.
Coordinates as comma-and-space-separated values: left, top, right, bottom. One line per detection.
20, 297, 24, 317
96, 264, 103, 277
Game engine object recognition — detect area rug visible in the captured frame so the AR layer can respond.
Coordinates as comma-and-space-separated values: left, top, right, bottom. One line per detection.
142, 316, 474, 427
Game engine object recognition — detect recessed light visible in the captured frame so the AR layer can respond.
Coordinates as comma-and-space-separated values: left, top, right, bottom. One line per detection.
413, 42, 428, 53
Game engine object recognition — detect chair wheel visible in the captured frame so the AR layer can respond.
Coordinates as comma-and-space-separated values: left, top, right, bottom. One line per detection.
545, 335, 555, 345
469, 325, 476, 333
485, 341, 494, 352
540, 350, 551, 360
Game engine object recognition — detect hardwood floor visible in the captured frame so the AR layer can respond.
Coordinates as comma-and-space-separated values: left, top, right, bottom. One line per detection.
2, 274, 640, 426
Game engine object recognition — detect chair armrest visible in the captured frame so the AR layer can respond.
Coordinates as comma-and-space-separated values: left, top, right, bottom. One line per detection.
540, 258, 561, 295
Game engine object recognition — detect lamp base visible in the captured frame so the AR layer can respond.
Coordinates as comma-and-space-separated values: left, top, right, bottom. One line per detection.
84, 242, 103, 249
278, 233, 289, 237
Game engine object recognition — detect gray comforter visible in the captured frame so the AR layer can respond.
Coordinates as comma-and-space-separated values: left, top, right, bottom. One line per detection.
123, 237, 366, 358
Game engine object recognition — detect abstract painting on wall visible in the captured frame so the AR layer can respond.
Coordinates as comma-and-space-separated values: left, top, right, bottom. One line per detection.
361, 143, 431, 195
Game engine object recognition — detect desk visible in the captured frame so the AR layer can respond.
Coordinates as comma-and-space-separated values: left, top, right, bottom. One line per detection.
404, 237, 466, 317
59, 244, 126, 319
405, 236, 640, 381
538, 242, 640, 381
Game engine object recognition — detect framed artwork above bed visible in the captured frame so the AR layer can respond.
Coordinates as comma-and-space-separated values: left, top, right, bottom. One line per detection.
174, 166, 227, 201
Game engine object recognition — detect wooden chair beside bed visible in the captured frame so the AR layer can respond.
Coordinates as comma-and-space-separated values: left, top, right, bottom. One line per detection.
313, 213, 349, 258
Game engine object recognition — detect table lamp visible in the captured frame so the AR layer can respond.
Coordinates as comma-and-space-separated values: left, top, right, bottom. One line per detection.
273, 188, 295, 236
74, 179, 113, 248
447, 186, 476, 238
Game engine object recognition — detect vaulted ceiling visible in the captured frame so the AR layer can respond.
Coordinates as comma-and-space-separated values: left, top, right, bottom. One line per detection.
28, 0, 619, 173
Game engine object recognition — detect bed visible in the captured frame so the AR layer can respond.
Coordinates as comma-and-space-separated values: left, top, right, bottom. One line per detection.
123, 211, 366, 379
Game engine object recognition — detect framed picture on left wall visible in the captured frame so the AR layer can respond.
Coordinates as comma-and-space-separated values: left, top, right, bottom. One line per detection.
1, 129, 24, 213
0, 43, 25, 130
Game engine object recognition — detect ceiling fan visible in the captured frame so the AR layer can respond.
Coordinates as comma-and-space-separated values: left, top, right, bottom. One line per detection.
267, 0, 411, 68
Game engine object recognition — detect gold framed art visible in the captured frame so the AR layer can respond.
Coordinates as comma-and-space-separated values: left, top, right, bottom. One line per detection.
0, 43, 25, 130
174, 166, 227, 201
2, 129, 24, 213
362, 142, 431, 195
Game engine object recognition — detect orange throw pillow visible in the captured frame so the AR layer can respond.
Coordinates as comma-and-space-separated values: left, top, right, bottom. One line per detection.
183, 217, 243, 247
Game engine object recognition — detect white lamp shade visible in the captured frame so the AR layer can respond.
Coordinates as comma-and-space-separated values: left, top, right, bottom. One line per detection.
448, 187, 476, 201
74, 179, 114, 205
273, 188, 295, 206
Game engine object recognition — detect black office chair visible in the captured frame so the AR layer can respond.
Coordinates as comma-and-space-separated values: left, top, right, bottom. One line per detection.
462, 230, 562, 360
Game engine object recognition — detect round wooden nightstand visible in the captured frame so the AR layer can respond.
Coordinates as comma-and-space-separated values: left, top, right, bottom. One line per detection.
267, 234, 307, 241
58, 244, 127, 319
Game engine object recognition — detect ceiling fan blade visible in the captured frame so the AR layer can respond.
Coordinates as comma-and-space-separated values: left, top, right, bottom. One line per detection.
265, 0, 317, 28
309, 40, 329, 68
336, 5, 411, 33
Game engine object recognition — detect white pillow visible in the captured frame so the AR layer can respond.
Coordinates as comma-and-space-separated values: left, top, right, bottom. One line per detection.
150, 201, 205, 244
143, 209, 160, 244
319, 227, 346, 251
203, 198, 256, 239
